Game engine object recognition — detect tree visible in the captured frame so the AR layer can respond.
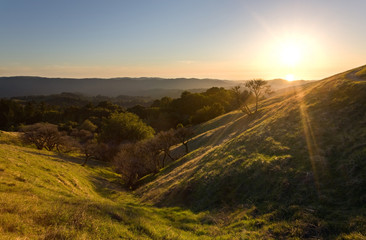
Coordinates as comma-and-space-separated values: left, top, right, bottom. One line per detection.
80, 140, 98, 166
204, 87, 234, 112
58, 121, 78, 134
79, 119, 97, 132
20, 122, 68, 151
70, 127, 96, 166
99, 112, 155, 144
244, 79, 272, 113
113, 140, 154, 189
175, 124, 194, 154
113, 143, 141, 188
128, 105, 147, 119
191, 103, 225, 124
154, 129, 178, 167
230, 85, 251, 109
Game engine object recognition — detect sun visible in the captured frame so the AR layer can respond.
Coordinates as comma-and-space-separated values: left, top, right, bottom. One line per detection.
280, 42, 302, 66
285, 74, 295, 81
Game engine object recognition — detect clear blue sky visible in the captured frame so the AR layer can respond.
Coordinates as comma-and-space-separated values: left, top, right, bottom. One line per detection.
1, 0, 365, 80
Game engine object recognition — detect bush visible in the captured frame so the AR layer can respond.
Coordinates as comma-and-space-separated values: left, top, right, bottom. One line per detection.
100, 112, 154, 144
113, 143, 148, 188
79, 119, 97, 132
21, 122, 71, 151
191, 103, 225, 124
114, 128, 186, 188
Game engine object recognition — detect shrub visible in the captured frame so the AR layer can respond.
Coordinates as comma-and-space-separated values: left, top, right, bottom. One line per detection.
113, 143, 148, 188
100, 112, 154, 144
191, 103, 225, 124
20, 122, 70, 151
79, 119, 97, 132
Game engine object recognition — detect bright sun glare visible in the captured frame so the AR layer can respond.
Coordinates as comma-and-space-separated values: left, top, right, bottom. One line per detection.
277, 37, 307, 81
280, 42, 302, 67
285, 74, 295, 81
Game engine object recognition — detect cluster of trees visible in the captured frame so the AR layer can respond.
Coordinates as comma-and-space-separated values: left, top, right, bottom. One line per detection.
1, 80, 271, 133
129, 87, 236, 131
129, 81, 272, 131
0, 98, 125, 131
20, 111, 193, 182
8, 79, 272, 188
16, 92, 153, 108
114, 126, 194, 188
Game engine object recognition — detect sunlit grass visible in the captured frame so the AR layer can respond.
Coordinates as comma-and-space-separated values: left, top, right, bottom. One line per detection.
0, 134, 223, 239
355, 65, 366, 79
138, 73, 366, 238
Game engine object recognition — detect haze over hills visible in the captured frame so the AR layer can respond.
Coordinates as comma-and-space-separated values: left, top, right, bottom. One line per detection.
0, 76, 311, 98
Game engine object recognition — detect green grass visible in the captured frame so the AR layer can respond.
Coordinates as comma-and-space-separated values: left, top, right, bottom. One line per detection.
137, 68, 366, 239
355, 66, 366, 79
2, 134, 318, 240
0, 133, 233, 239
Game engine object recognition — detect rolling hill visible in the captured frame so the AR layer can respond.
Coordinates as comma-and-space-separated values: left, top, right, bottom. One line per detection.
0, 76, 311, 98
0, 132, 224, 239
137, 65, 366, 238
1, 65, 366, 239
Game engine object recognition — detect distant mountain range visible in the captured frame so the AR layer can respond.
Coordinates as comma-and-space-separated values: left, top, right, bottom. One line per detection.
0, 76, 312, 98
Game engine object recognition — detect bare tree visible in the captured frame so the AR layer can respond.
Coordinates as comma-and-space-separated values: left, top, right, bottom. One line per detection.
21, 123, 66, 151
244, 79, 272, 113
70, 128, 97, 165
56, 134, 79, 153
154, 129, 178, 167
113, 142, 149, 188
80, 140, 98, 166
139, 138, 163, 172
231, 85, 244, 108
230, 85, 254, 115
175, 124, 194, 154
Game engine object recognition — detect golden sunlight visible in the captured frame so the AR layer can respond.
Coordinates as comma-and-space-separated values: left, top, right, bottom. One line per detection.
285, 74, 295, 81
280, 41, 302, 67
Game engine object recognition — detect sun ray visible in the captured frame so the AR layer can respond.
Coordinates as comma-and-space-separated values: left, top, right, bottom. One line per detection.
295, 89, 327, 196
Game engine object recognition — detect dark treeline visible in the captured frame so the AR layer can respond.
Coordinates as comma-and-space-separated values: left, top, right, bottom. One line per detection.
14, 92, 153, 108
128, 86, 250, 131
0, 86, 254, 132
0, 98, 125, 131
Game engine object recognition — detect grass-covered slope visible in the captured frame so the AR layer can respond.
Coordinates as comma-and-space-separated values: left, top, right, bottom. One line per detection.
138, 67, 366, 239
0, 132, 235, 240
2, 131, 314, 240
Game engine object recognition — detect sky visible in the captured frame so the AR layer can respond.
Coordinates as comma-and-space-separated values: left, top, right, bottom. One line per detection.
1, 0, 366, 80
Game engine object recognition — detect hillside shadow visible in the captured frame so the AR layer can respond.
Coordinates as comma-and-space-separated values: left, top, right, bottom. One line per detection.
137, 111, 255, 187
21, 148, 108, 168
138, 78, 366, 239
136, 111, 267, 203
21, 149, 82, 164
190, 111, 262, 150
194, 111, 244, 135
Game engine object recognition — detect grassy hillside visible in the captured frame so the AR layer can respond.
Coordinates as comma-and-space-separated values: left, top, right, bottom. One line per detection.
0, 132, 237, 240
137, 66, 366, 239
